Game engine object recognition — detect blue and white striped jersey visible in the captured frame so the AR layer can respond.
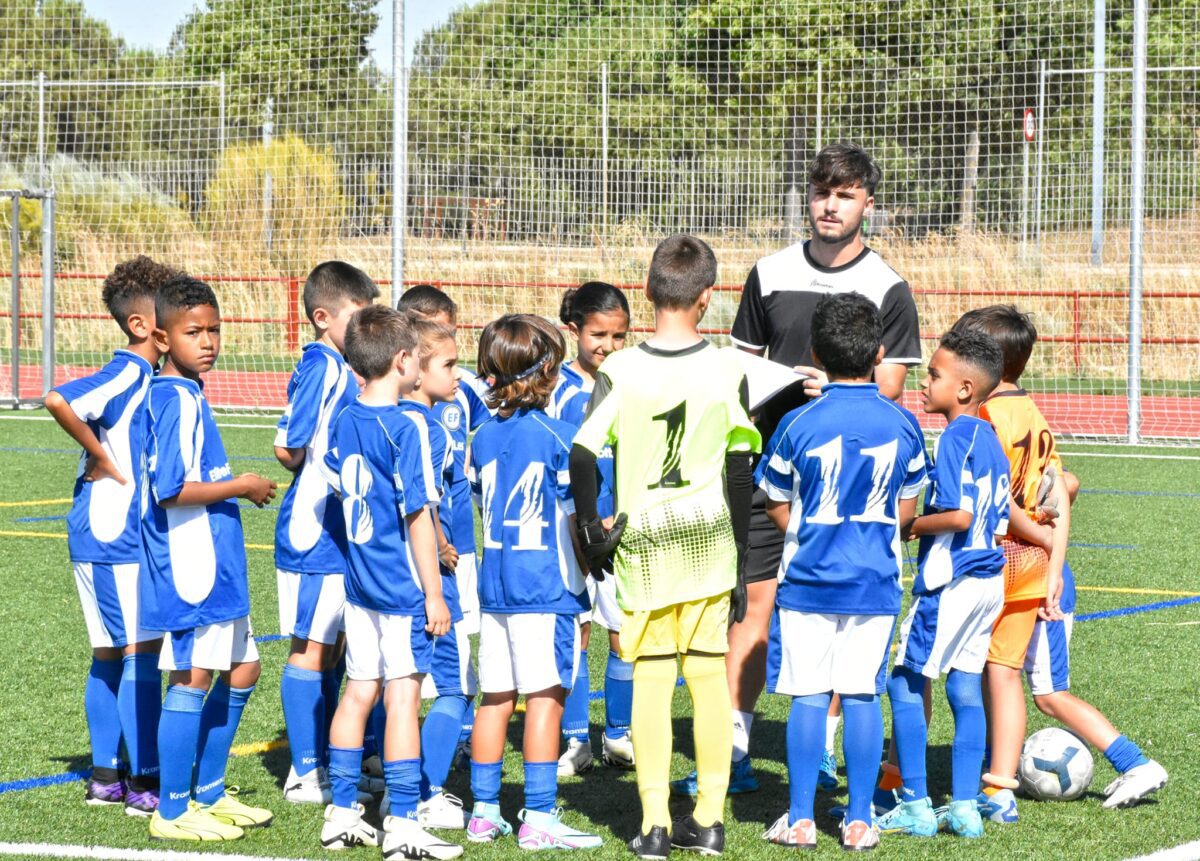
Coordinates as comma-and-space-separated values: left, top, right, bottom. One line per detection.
141, 376, 249, 630
324, 400, 440, 615
549, 362, 615, 520
53, 350, 155, 564
273, 343, 358, 575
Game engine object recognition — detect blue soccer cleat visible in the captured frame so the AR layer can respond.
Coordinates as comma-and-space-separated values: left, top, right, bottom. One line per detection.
818, 749, 839, 791
874, 797, 938, 837
976, 788, 1019, 823
670, 757, 759, 797
942, 799, 985, 838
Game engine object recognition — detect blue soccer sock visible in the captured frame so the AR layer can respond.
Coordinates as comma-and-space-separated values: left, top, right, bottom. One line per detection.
281, 664, 324, 778
420, 695, 470, 799
946, 669, 988, 801
117, 653, 161, 779
561, 652, 590, 743
604, 649, 634, 740
157, 685, 205, 820
1104, 735, 1150, 774
471, 759, 502, 806
384, 757, 421, 820
786, 692, 831, 823
524, 760, 558, 814
841, 693, 885, 824
886, 667, 929, 800
329, 745, 364, 810
321, 658, 344, 767
459, 697, 475, 746
85, 657, 123, 774
193, 682, 254, 805
363, 699, 386, 760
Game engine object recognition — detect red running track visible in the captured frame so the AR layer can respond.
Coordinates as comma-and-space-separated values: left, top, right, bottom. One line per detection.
3, 364, 1199, 440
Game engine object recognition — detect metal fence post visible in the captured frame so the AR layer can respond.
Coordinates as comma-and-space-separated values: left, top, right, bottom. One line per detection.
391, 0, 407, 306
816, 60, 823, 153
601, 62, 609, 239
1127, 0, 1148, 444
9, 195, 19, 402
1035, 60, 1048, 264
40, 191, 54, 397
37, 73, 46, 187
218, 71, 226, 153
263, 96, 274, 254
1090, 0, 1106, 266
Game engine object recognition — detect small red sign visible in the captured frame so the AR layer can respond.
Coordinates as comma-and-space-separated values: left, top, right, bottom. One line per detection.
1023, 108, 1036, 142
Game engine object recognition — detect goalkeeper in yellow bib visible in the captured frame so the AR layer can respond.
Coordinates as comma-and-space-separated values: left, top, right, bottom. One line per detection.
570, 235, 760, 859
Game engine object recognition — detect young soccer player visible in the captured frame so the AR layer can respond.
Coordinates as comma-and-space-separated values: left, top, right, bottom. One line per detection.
463, 313, 600, 850
953, 305, 1168, 814
397, 315, 478, 830
552, 282, 636, 777
571, 235, 759, 858
876, 330, 1011, 840
44, 256, 180, 816
140, 275, 278, 840
274, 261, 380, 806
318, 305, 460, 859
757, 292, 927, 852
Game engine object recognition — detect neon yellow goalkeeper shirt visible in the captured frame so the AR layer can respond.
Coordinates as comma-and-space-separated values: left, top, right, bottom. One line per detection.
574, 340, 760, 611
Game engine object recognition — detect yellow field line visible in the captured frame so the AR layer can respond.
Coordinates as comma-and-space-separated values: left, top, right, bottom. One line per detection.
0, 530, 273, 553
0, 498, 72, 508
229, 738, 287, 757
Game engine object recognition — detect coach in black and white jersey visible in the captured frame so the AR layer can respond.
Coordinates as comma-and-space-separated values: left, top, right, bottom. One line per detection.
710, 143, 922, 792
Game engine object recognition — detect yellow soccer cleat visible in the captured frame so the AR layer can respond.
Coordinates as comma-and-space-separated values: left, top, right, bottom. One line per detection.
194, 787, 274, 828
149, 807, 245, 841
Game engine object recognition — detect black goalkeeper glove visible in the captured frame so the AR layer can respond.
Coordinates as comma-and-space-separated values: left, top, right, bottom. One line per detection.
576, 513, 627, 581
730, 541, 748, 624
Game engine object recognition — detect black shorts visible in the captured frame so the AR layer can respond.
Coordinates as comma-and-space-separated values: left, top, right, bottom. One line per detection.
745, 486, 784, 584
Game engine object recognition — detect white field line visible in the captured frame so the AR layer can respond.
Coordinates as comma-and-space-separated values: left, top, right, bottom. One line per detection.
1125, 840, 1200, 861
0, 413, 277, 431
1059, 450, 1200, 461
0, 844, 314, 861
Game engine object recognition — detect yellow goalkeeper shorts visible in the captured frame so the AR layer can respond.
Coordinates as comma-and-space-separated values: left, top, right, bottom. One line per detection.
617, 593, 730, 661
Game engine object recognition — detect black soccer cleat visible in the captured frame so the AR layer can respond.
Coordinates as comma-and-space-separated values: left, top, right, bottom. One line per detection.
670, 815, 724, 856
628, 825, 671, 859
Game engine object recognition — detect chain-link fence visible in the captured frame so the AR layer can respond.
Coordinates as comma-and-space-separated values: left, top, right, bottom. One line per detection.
0, 0, 1195, 441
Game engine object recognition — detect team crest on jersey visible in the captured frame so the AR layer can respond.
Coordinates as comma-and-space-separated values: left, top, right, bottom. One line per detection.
442, 405, 463, 431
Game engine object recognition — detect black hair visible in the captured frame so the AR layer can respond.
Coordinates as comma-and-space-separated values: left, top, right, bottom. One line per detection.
155, 275, 219, 326
646, 234, 717, 311
559, 281, 630, 327
938, 329, 1004, 397
101, 256, 182, 335
397, 284, 458, 320
809, 142, 882, 196
303, 260, 380, 325
810, 292, 883, 379
950, 304, 1037, 383
343, 305, 418, 381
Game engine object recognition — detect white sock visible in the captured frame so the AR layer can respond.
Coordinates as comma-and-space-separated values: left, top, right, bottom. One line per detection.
825, 714, 841, 753
731, 710, 754, 763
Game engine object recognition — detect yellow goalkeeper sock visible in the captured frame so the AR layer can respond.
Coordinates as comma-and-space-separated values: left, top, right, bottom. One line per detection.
631, 657, 677, 834
682, 653, 732, 827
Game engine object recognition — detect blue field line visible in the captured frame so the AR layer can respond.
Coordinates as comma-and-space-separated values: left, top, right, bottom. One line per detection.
0, 445, 277, 465
13, 515, 66, 523
1080, 488, 1200, 499
1069, 542, 1136, 550
2, 596, 1197, 798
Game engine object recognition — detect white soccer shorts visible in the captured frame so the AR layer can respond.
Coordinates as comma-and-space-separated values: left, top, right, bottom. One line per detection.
478, 612, 579, 695
767, 608, 895, 697
159, 615, 259, 672
344, 603, 433, 682
588, 575, 624, 632
420, 618, 479, 699
73, 561, 155, 649
1025, 612, 1074, 696
276, 569, 346, 646
895, 575, 1005, 678
456, 553, 480, 635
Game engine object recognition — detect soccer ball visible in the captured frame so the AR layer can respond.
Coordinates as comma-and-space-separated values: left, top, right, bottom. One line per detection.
1018, 728, 1095, 801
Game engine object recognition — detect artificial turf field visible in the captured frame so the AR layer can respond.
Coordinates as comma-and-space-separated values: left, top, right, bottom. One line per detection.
0, 411, 1197, 860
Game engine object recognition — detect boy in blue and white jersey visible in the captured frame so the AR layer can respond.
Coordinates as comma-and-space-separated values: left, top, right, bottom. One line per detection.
464, 314, 601, 851
45, 256, 180, 816
318, 305, 460, 860
878, 330, 1011, 839
398, 315, 479, 831
140, 276, 278, 841
758, 292, 927, 852
273, 261, 380, 806
550, 282, 635, 777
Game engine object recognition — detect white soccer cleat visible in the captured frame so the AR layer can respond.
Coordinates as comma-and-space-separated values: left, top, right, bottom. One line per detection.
557, 737, 594, 777
602, 731, 636, 769
382, 814, 464, 859
320, 803, 381, 850
284, 765, 331, 805
1102, 760, 1168, 809
418, 792, 468, 830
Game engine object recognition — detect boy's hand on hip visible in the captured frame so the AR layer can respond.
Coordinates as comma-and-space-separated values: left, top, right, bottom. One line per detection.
83, 452, 127, 485
425, 597, 452, 636
238, 473, 277, 507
